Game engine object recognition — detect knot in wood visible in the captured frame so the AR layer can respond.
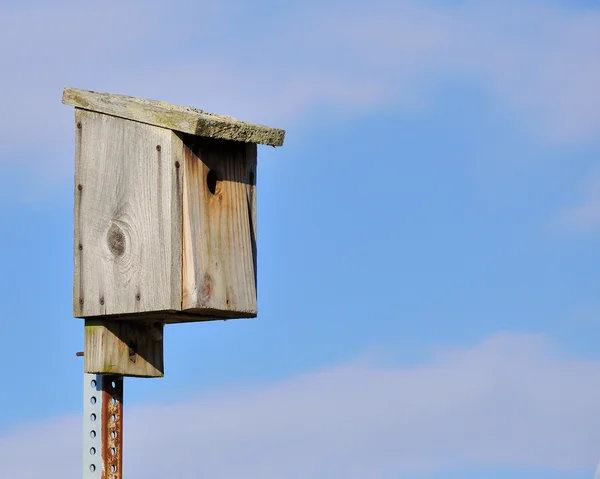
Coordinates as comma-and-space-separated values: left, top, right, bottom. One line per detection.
107, 223, 126, 257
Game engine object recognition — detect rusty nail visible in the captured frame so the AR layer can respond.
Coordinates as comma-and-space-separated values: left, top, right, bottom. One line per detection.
175, 161, 180, 168
156, 145, 161, 151
77, 122, 82, 129
135, 293, 140, 301
77, 184, 83, 191
76, 351, 84, 357
79, 298, 84, 306
100, 297, 105, 305
78, 243, 83, 251
128, 341, 137, 363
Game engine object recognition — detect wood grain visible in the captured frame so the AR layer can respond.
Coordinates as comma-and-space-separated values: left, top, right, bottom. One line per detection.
182, 136, 258, 318
84, 319, 164, 377
63, 87, 285, 147
74, 109, 182, 318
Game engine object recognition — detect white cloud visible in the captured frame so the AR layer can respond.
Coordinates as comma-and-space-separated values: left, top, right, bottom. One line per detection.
2, 333, 600, 478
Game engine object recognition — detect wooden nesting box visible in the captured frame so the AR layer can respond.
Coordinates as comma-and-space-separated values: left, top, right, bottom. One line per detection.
63, 88, 285, 376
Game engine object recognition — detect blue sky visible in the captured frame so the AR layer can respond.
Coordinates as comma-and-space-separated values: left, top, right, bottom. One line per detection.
1, 0, 600, 477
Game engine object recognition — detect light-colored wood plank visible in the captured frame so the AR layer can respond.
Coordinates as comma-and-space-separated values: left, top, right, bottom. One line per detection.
63, 87, 285, 147
182, 136, 258, 318
74, 109, 182, 318
84, 319, 164, 377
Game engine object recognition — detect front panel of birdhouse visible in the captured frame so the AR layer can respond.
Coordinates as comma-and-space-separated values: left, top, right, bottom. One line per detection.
181, 135, 257, 318
73, 109, 257, 322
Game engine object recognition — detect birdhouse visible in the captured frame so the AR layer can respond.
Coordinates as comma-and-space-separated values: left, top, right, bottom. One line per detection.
63, 88, 285, 377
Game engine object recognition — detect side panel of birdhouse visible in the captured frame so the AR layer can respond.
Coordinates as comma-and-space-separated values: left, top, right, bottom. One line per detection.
181, 136, 257, 318
74, 109, 183, 318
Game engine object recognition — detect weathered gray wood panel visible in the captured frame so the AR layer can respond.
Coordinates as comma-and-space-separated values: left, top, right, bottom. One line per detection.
74, 109, 182, 318
182, 137, 258, 317
84, 319, 164, 377
63, 87, 285, 147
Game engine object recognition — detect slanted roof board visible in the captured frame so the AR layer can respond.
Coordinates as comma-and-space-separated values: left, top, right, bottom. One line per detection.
62, 87, 285, 147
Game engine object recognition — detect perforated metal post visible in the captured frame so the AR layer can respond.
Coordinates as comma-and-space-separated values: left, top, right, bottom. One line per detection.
83, 373, 123, 479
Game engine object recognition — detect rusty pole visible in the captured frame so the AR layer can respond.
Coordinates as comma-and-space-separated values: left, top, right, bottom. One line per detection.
83, 373, 124, 478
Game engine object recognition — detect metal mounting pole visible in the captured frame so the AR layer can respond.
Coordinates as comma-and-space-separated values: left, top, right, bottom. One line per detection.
83, 373, 124, 479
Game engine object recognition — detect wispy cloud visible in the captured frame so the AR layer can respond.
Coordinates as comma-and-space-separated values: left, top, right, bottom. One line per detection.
553, 173, 600, 234
2, 333, 599, 478
1, 0, 600, 180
